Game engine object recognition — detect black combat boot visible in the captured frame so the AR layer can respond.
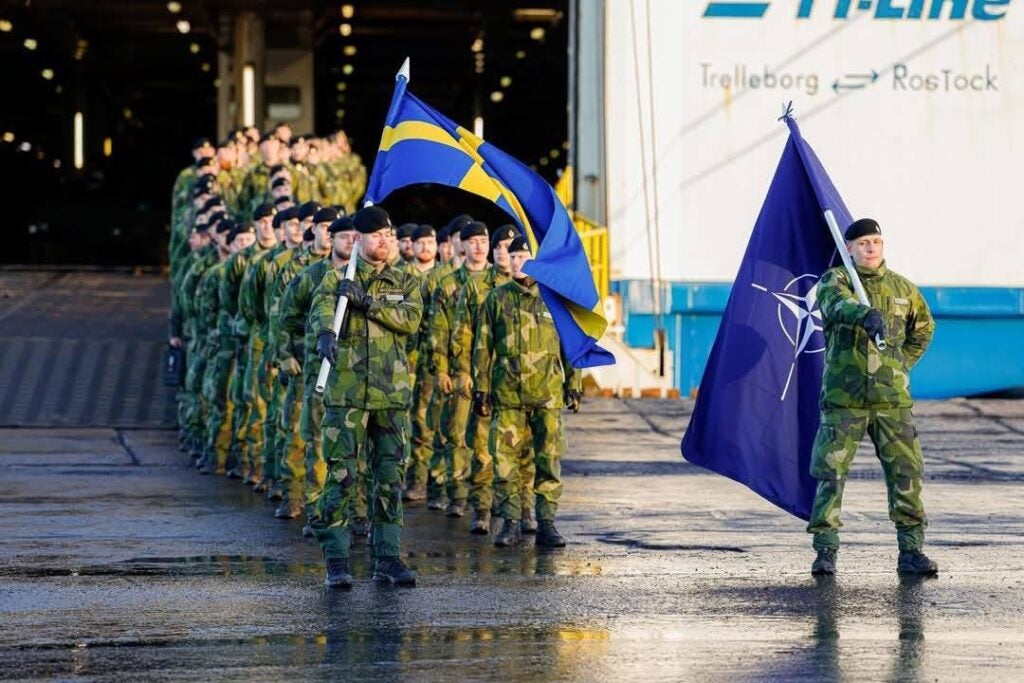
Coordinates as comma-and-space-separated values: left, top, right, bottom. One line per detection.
324, 558, 353, 589
402, 483, 427, 503
373, 556, 416, 587
811, 548, 838, 575
254, 477, 271, 494
351, 517, 370, 539
494, 518, 522, 547
275, 498, 303, 520
536, 521, 566, 548
426, 495, 448, 511
225, 465, 244, 480
897, 550, 938, 576
469, 509, 491, 535
266, 481, 284, 502
445, 499, 466, 518
520, 507, 538, 534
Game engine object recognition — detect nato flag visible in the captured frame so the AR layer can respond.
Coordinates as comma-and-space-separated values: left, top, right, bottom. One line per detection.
680, 113, 852, 520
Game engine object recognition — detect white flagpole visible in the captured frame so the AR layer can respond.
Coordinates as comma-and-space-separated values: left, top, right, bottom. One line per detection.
823, 209, 887, 350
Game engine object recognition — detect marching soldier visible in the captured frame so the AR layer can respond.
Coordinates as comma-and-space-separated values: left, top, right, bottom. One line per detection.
472, 235, 582, 548
807, 218, 937, 576
311, 206, 422, 589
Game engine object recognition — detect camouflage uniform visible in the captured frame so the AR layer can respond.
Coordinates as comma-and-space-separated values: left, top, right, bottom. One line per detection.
451, 266, 535, 515
311, 258, 422, 561
278, 258, 368, 521
175, 244, 216, 451
807, 261, 935, 552
472, 277, 580, 523
197, 257, 236, 472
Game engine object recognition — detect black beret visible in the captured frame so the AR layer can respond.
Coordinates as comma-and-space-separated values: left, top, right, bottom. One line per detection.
199, 197, 222, 214
228, 222, 255, 242
445, 214, 475, 234
844, 218, 882, 241
297, 201, 321, 221
508, 235, 531, 254
271, 177, 289, 189
353, 206, 392, 234
274, 195, 293, 207
278, 206, 299, 222
302, 226, 315, 242
192, 136, 214, 151
252, 203, 276, 222
460, 221, 489, 241
214, 216, 234, 234
396, 223, 418, 239
436, 225, 451, 243
268, 164, 288, 177
328, 216, 355, 234
191, 221, 210, 234
259, 132, 278, 143
491, 224, 518, 244
313, 207, 339, 224
412, 224, 436, 241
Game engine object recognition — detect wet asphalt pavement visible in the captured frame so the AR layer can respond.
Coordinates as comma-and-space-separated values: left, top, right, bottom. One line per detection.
2, 398, 1024, 681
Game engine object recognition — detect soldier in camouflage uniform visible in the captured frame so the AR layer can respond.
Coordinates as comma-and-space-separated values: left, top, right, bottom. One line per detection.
220, 204, 278, 480
472, 235, 582, 549
808, 218, 937, 576
278, 216, 366, 537
269, 206, 334, 518
429, 221, 491, 511
312, 206, 422, 589
449, 225, 527, 533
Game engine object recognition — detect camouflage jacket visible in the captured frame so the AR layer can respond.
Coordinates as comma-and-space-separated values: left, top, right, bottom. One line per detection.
175, 245, 217, 342
817, 261, 935, 410
473, 277, 581, 409
401, 262, 437, 358
428, 264, 481, 376
278, 258, 336, 396
312, 257, 423, 410
268, 247, 323, 365
217, 241, 272, 342
195, 258, 227, 354
238, 243, 286, 340
451, 266, 511, 376
238, 163, 271, 220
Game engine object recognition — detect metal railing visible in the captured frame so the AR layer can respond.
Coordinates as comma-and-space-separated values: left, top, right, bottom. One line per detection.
572, 212, 610, 303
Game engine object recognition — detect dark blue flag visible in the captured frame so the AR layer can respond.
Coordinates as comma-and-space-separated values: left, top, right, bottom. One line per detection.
680, 112, 852, 520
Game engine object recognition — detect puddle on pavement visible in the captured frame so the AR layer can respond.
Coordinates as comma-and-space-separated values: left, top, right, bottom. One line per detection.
0, 555, 316, 579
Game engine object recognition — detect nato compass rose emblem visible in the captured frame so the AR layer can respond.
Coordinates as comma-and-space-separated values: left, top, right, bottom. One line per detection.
750, 273, 824, 401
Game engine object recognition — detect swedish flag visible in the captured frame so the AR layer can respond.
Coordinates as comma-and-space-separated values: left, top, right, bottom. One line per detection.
365, 65, 614, 368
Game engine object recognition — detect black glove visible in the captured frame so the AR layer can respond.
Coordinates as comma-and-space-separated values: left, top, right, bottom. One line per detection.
472, 391, 492, 418
316, 330, 337, 366
278, 372, 290, 388
861, 308, 887, 340
565, 389, 583, 414
337, 279, 371, 310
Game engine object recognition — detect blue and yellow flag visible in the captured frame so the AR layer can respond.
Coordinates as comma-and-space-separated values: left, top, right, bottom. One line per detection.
364, 67, 614, 368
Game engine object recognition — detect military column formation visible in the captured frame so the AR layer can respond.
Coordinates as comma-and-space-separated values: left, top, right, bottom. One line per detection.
168, 128, 583, 589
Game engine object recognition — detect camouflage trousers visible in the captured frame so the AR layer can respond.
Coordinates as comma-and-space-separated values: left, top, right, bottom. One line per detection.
180, 338, 207, 450
491, 407, 564, 522
425, 388, 449, 499
440, 391, 472, 502
313, 407, 409, 560
807, 407, 927, 551
262, 369, 283, 482
407, 365, 438, 488
201, 343, 237, 472
300, 386, 326, 515
240, 338, 268, 474
276, 375, 306, 502
227, 341, 249, 469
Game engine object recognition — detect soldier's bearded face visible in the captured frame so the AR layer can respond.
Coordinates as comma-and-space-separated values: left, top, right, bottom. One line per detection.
848, 235, 884, 269
414, 237, 437, 263
359, 229, 391, 263
333, 231, 356, 261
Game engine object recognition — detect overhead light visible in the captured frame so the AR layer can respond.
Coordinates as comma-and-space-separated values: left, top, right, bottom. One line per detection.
489, 90, 504, 103
339, 23, 352, 37
471, 37, 484, 53
241, 63, 255, 127
201, 62, 211, 72
167, 1, 182, 13
123, 108, 133, 119
516, 50, 526, 59
343, 45, 357, 56
530, 27, 545, 40
473, 116, 484, 138
500, 76, 512, 88
55, 85, 63, 94
19, 141, 31, 152
213, 78, 221, 87
1, 132, 13, 143
562, 140, 570, 150
74, 112, 84, 169
53, 159, 62, 169
75, 39, 89, 60
514, 8, 562, 21
342, 64, 354, 75
176, 20, 190, 34
550, 149, 560, 158
103, 137, 113, 157
341, 4, 354, 19
539, 157, 549, 166
0, 19, 12, 32
23, 37, 38, 50
189, 42, 200, 53
336, 82, 347, 91
335, 109, 345, 118
41, 68, 54, 80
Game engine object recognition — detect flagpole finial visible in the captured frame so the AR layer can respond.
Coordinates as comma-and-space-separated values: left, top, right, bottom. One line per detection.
397, 58, 410, 83
778, 101, 794, 122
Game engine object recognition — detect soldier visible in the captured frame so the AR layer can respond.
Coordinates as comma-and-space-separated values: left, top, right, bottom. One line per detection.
278, 215, 365, 537
312, 206, 422, 589
221, 204, 278, 480
269, 206, 335, 519
472, 235, 582, 549
807, 218, 937, 576
430, 221, 490, 511
171, 137, 215, 233
436, 224, 454, 265
396, 223, 417, 264
449, 224, 523, 532
401, 224, 438, 503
